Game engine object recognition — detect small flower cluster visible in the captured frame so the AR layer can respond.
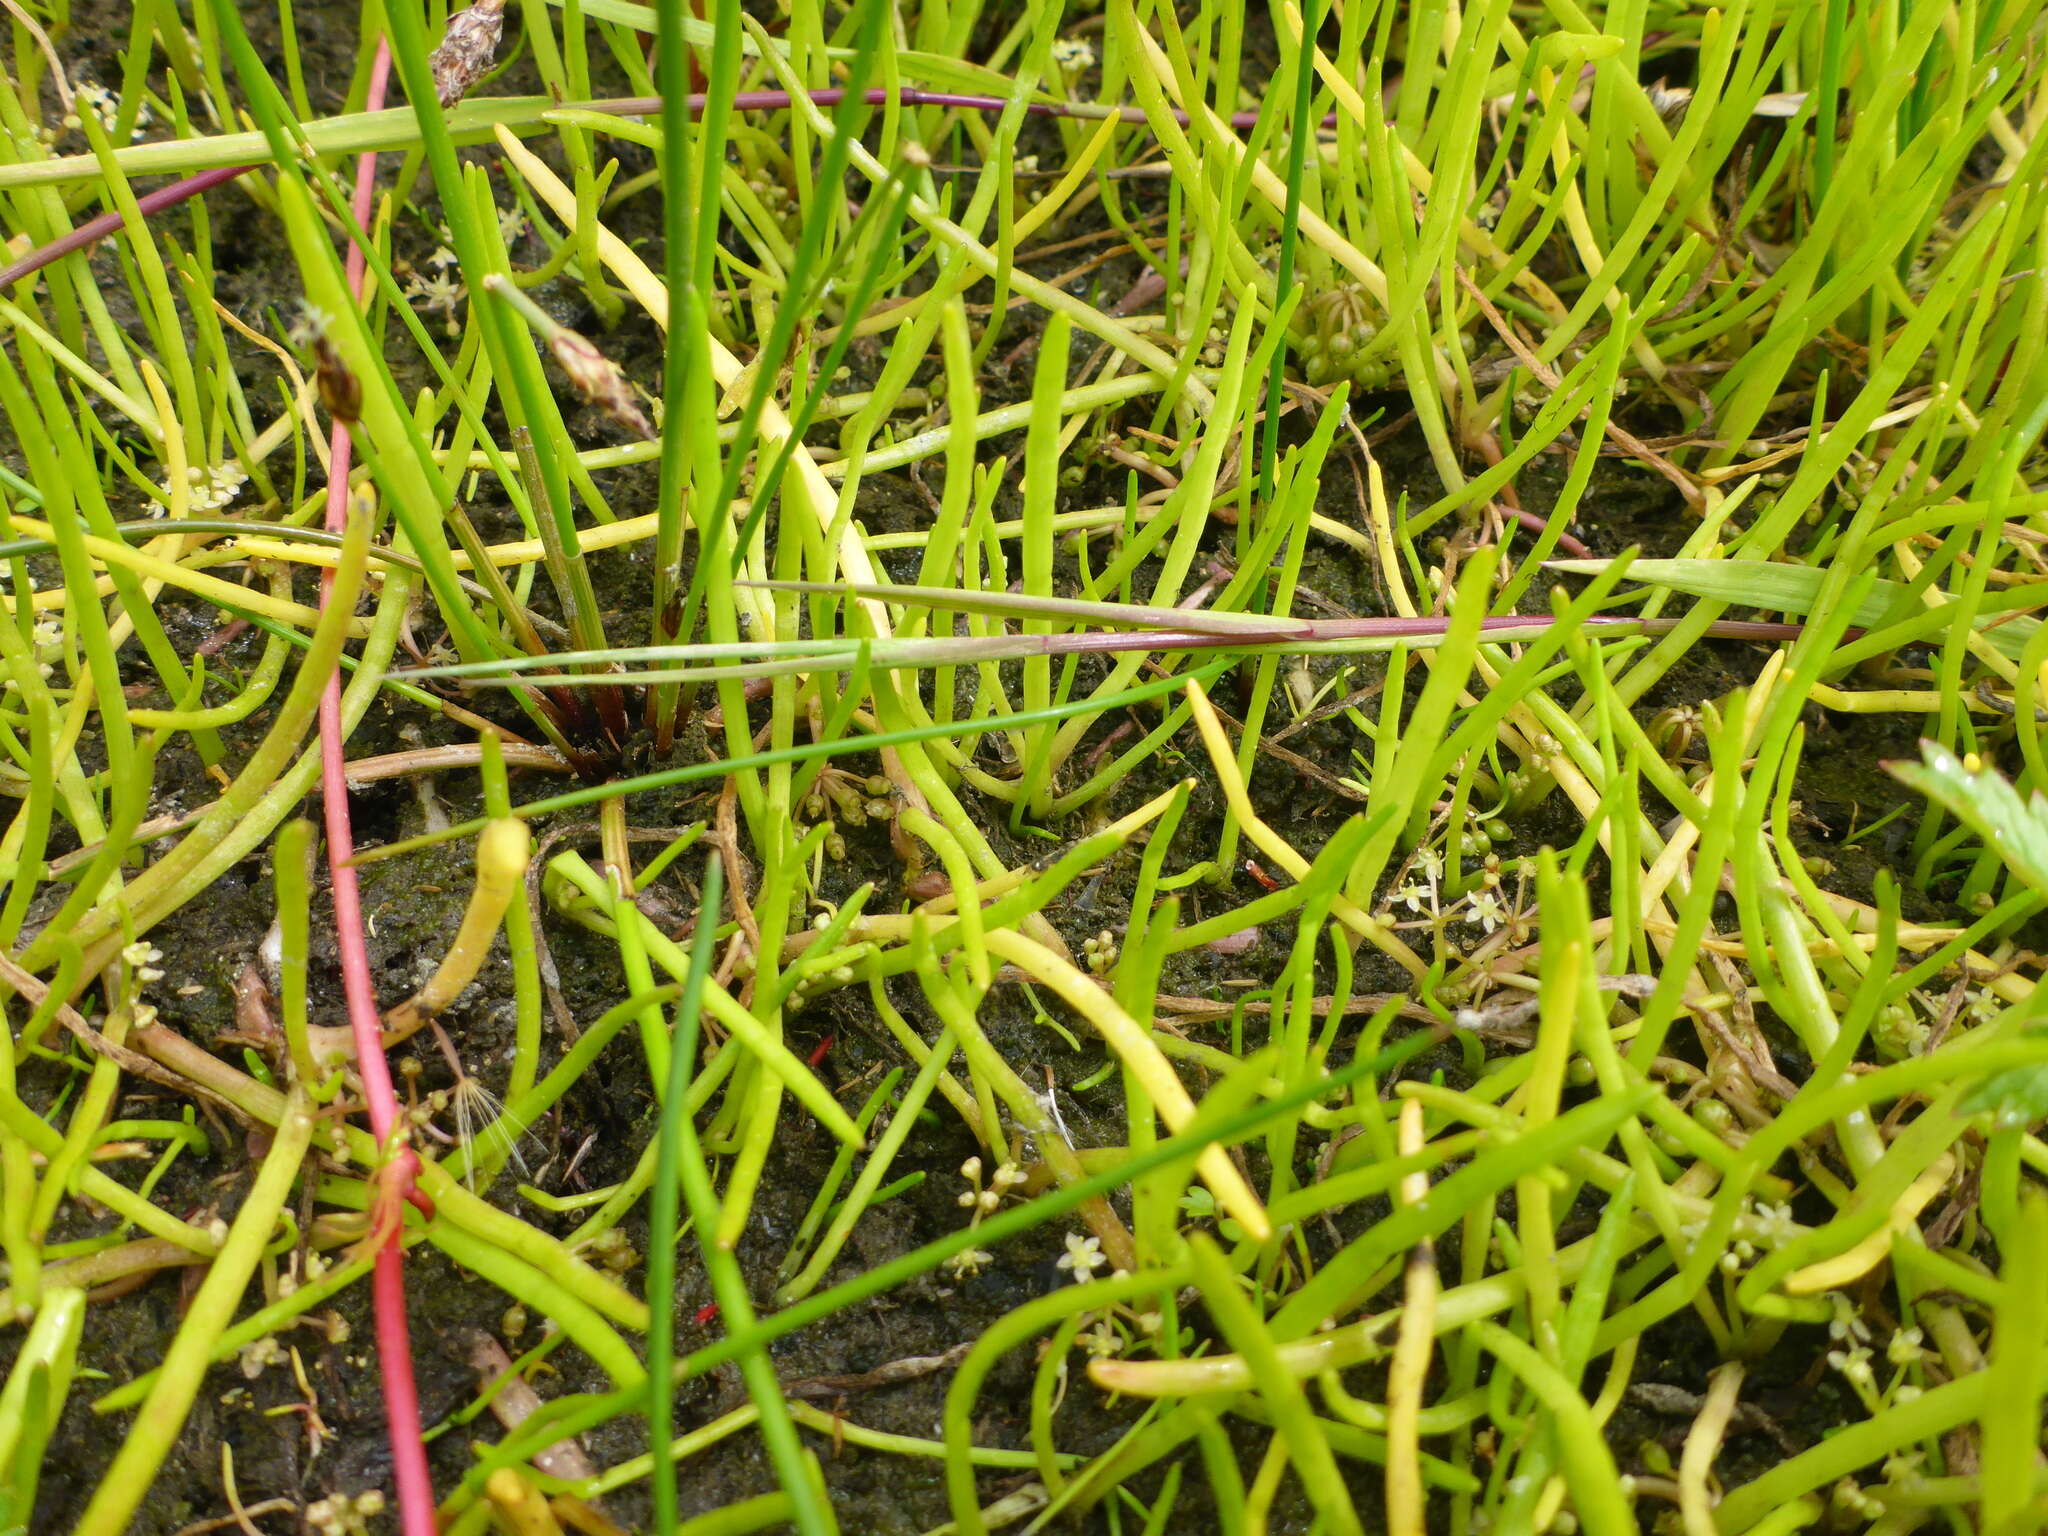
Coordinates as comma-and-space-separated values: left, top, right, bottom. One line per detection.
1054, 1238, 1165, 1365
1823, 1298, 1928, 1414
585, 1225, 639, 1277
1080, 929, 1118, 975
1680, 1197, 1801, 1276
741, 170, 794, 220
785, 914, 862, 1008
156, 461, 247, 516
1293, 283, 1391, 391
1872, 998, 1931, 1059
1050, 38, 1096, 72
403, 248, 465, 335
1392, 846, 1445, 918
802, 771, 898, 862
1386, 831, 1533, 947
287, 1249, 332, 1289
947, 1155, 1027, 1277
947, 1246, 995, 1279
17, 616, 63, 685
238, 1335, 289, 1379
67, 77, 153, 143
956, 1155, 1027, 1218
306, 1491, 386, 1536
122, 941, 166, 986
1962, 985, 2005, 1031
1647, 703, 1704, 763
1459, 853, 1530, 939
1829, 1478, 1884, 1523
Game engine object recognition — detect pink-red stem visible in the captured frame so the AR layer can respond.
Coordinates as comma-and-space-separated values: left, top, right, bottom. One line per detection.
316, 40, 438, 1536
0, 163, 252, 289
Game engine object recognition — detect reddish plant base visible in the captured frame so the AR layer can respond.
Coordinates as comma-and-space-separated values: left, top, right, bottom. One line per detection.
316, 40, 439, 1536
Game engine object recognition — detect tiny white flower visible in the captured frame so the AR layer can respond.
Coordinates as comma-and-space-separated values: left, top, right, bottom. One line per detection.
1080, 1317, 1120, 1357
1465, 890, 1507, 933
947, 1247, 993, 1278
288, 302, 335, 347
1828, 1344, 1875, 1390
1050, 38, 1096, 71
1055, 1232, 1105, 1282
405, 270, 465, 316
1749, 1201, 1798, 1247
238, 1336, 288, 1378
176, 462, 247, 513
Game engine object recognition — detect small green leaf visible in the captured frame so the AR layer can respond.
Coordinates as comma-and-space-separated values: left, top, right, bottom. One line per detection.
1886, 741, 2048, 895
1959, 1050, 2048, 1124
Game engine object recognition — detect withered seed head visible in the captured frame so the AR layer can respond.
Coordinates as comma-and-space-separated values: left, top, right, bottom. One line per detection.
313, 336, 362, 425
430, 0, 508, 108
1645, 78, 1693, 128
550, 328, 655, 440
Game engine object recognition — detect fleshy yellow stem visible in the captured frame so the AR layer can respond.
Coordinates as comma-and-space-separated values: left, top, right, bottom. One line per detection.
383, 817, 531, 1044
